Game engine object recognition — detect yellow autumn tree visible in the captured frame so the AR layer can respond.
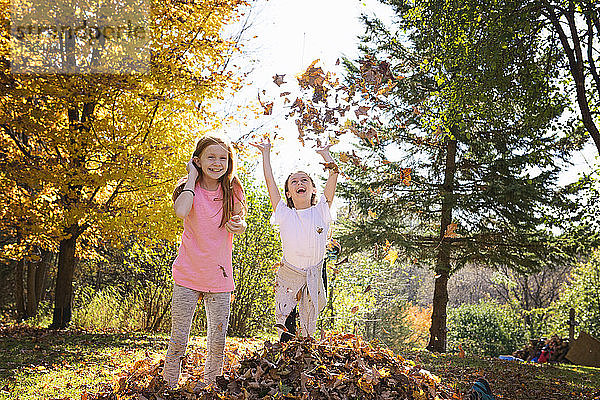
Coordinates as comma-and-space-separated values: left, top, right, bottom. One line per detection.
0, 0, 249, 327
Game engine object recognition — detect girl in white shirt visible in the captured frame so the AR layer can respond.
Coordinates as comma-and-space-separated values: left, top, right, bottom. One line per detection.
251, 138, 339, 339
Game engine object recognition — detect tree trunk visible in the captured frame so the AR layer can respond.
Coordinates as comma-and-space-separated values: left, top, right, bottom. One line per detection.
327, 272, 336, 329
428, 267, 450, 352
427, 136, 457, 353
14, 259, 26, 321
26, 258, 37, 316
35, 249, 51, 305
50, 227, 79, 329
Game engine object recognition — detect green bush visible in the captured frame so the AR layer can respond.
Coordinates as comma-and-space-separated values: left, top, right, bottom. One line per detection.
549, 249, 600, 338
73, 284, 176, 333
319, 252, 413, 351
448, 300, 527, 356
230, 180, 281, 336
72, 240, 178, 333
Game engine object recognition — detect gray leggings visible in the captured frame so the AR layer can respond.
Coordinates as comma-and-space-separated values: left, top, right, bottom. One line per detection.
163, 283, 231, 387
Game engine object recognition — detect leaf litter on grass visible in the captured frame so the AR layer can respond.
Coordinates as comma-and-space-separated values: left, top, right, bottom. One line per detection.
91, 332, 460, 400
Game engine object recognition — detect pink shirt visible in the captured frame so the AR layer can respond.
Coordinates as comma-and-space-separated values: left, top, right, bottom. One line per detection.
172, 182, 244, 293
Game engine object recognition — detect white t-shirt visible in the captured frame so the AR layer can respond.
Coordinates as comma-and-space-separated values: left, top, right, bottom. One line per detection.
270, 194, 332, 270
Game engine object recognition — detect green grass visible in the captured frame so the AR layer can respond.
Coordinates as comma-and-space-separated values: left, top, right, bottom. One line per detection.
0, 325, 169, 400
400, 347, 600, 399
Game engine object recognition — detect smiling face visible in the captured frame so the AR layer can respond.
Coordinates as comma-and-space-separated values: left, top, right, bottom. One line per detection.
285, 171, 317, 209
195, 144, 229, 184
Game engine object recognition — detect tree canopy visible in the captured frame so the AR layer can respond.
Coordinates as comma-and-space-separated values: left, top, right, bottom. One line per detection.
335, 0, 592, 351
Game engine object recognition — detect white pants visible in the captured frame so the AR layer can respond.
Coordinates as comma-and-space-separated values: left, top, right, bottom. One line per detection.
274, 260, 326, 338
163, 283, 231, 387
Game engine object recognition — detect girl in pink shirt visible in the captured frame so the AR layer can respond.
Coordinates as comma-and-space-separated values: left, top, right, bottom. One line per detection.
163, 136, 246, 389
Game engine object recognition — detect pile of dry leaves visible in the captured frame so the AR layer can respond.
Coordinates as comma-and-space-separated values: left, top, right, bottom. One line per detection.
92, 333, 461, 400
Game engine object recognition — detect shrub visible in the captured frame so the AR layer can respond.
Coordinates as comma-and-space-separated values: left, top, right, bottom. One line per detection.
404, 305, 432, 348
448, 300, 526, 356
548, 249, 600, 338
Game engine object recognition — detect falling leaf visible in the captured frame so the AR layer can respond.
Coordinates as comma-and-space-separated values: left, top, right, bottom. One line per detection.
339, 152, 350, 163
335, 58, 340, 65
384, 249, 398, 267
297, 59, 326, 89
354, 106, 370, 118
400, 168, 412, 186
280, 91, 291, 97
367, 209, 377, 219
384, 239, 392, 252
273, 74, 286, 86
444, 223, 458, 238
321, 162, 339, 174
364, 284, 372, 294
263, 102, 273, 115
351, 305, 359, 314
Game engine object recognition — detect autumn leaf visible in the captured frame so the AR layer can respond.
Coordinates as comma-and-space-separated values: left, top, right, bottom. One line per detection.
364, 284, 372, 294
367, 209, 377, 219
321, 162, 339, 174
350, 305, 359, 314
400, 168, 412, 186
297, 59, 326, 89
355, 106, 370, 118
273, 74, 286, 86
263, 102, 273, 115
444, 223, 458, 238
384, 239, 392, 252
339, 152, 350, 163
384, 249, 398, 267
280, 91, 291, 97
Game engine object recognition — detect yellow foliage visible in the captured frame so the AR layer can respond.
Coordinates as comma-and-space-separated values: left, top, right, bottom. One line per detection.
0, 0, 249, 262
383, 249, 398, 267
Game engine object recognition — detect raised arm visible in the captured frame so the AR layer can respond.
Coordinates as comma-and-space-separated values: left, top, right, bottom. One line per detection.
316, 144, 339, 206
250, 138, 281, 210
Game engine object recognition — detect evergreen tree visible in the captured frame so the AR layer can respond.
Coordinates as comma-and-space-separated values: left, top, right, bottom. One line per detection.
337, 0, 588, 352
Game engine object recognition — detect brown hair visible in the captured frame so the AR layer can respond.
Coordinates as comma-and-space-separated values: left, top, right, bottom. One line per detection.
284, 171, 317, 209
173, 136, 246, 227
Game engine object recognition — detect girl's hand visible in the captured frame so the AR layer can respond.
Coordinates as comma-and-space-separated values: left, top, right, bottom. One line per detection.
186, 158, 200, 178
249, 138, 271, 154
316, 143, 334, 162
225, 215, 247, 234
